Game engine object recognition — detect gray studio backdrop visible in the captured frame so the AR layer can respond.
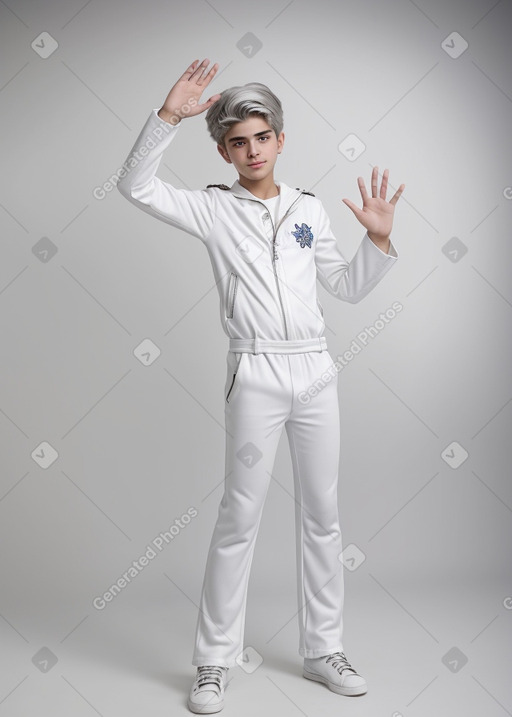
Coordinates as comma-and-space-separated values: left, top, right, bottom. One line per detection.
1, 0, 511, 715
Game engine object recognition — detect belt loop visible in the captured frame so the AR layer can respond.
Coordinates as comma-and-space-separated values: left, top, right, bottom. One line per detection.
254, 335, 259, 355
318, 337, 323, 352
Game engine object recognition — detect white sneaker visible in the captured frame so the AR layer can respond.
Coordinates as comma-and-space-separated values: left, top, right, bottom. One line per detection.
303, 651, 367, 696
187, 665, 229, 714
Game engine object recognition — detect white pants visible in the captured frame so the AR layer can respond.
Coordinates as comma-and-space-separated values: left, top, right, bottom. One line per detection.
191, 339, 345, 668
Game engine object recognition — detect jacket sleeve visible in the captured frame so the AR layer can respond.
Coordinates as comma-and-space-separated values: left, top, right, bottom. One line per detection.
116, 109, 215, 242
314, 202, 398, 303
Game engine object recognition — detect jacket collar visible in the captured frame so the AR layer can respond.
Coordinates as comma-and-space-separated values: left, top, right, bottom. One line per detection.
228, 179, 302, 209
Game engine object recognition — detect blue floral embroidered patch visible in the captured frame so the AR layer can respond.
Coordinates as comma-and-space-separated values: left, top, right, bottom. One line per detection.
291, 223, 314, 248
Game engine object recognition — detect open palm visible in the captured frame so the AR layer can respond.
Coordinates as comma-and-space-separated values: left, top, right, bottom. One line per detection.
159, 58, 221, 123
342, 167, 405, 240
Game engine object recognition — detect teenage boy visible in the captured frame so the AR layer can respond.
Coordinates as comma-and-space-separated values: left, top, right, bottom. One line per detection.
117, 58, 405, 714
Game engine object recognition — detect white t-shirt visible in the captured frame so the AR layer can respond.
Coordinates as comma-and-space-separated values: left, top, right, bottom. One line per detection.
261, 193, 281, 227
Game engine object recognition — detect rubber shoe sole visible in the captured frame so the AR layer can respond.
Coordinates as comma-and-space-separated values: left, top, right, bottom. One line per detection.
303, 665, 367, 696
187, 694, 224, 714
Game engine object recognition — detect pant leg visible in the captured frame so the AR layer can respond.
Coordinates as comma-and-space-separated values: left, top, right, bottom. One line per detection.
284, 349, 345, 658
191, 351, 292, 668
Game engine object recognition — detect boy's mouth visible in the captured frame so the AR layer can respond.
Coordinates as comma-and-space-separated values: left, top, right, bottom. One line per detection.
248, 161, 266, 168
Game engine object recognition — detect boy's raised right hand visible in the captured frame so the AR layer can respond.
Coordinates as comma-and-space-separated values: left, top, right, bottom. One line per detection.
157, 59, 221, 125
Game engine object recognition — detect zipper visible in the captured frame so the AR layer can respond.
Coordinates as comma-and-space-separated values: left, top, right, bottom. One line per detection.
259, 192, 305, 339
226, 271, 238, 319
227, 190, 305, 339
268, 193, 304, 339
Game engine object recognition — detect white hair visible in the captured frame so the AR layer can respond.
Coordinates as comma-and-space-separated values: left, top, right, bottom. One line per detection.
205, 82, 283, 145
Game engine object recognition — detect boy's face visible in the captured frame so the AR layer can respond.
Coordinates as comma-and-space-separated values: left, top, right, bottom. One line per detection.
217, 115, 284, 186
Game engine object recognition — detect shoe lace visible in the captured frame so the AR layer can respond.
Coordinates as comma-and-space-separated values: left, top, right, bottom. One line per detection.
196, 665, 226, 691
325, 651, 357, 676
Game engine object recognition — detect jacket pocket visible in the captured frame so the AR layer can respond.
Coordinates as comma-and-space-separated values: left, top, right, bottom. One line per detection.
226, 272, 239, 319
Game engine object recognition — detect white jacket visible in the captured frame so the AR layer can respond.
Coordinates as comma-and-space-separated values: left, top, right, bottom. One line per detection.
117, 108, 398, 344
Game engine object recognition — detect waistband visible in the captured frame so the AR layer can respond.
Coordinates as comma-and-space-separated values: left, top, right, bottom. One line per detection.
228, 336, 328, 355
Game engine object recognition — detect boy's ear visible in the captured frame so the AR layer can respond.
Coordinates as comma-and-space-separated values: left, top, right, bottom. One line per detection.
217, 143, 232, 164
277, 131, 285, 154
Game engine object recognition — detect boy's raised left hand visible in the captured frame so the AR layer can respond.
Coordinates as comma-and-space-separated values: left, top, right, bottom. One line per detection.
342, 167, 405, 251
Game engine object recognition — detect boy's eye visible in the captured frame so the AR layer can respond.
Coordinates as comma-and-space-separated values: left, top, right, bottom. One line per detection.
233, 136, 269, 147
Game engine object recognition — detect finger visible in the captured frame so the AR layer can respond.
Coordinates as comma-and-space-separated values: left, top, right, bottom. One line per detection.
189, 58, 210, 82
200, 62, 219, 88
380, 168, 389, 200
371, 166, 378, 198
342, 198, 361, 218
357, 176, 368, 202
181, 59, 200, 80
389, 183, 405, 205
195, 59, 216, 86
196, 93, 222, 113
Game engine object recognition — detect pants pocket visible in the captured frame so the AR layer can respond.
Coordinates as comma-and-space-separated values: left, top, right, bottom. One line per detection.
225, 351, 244, 403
